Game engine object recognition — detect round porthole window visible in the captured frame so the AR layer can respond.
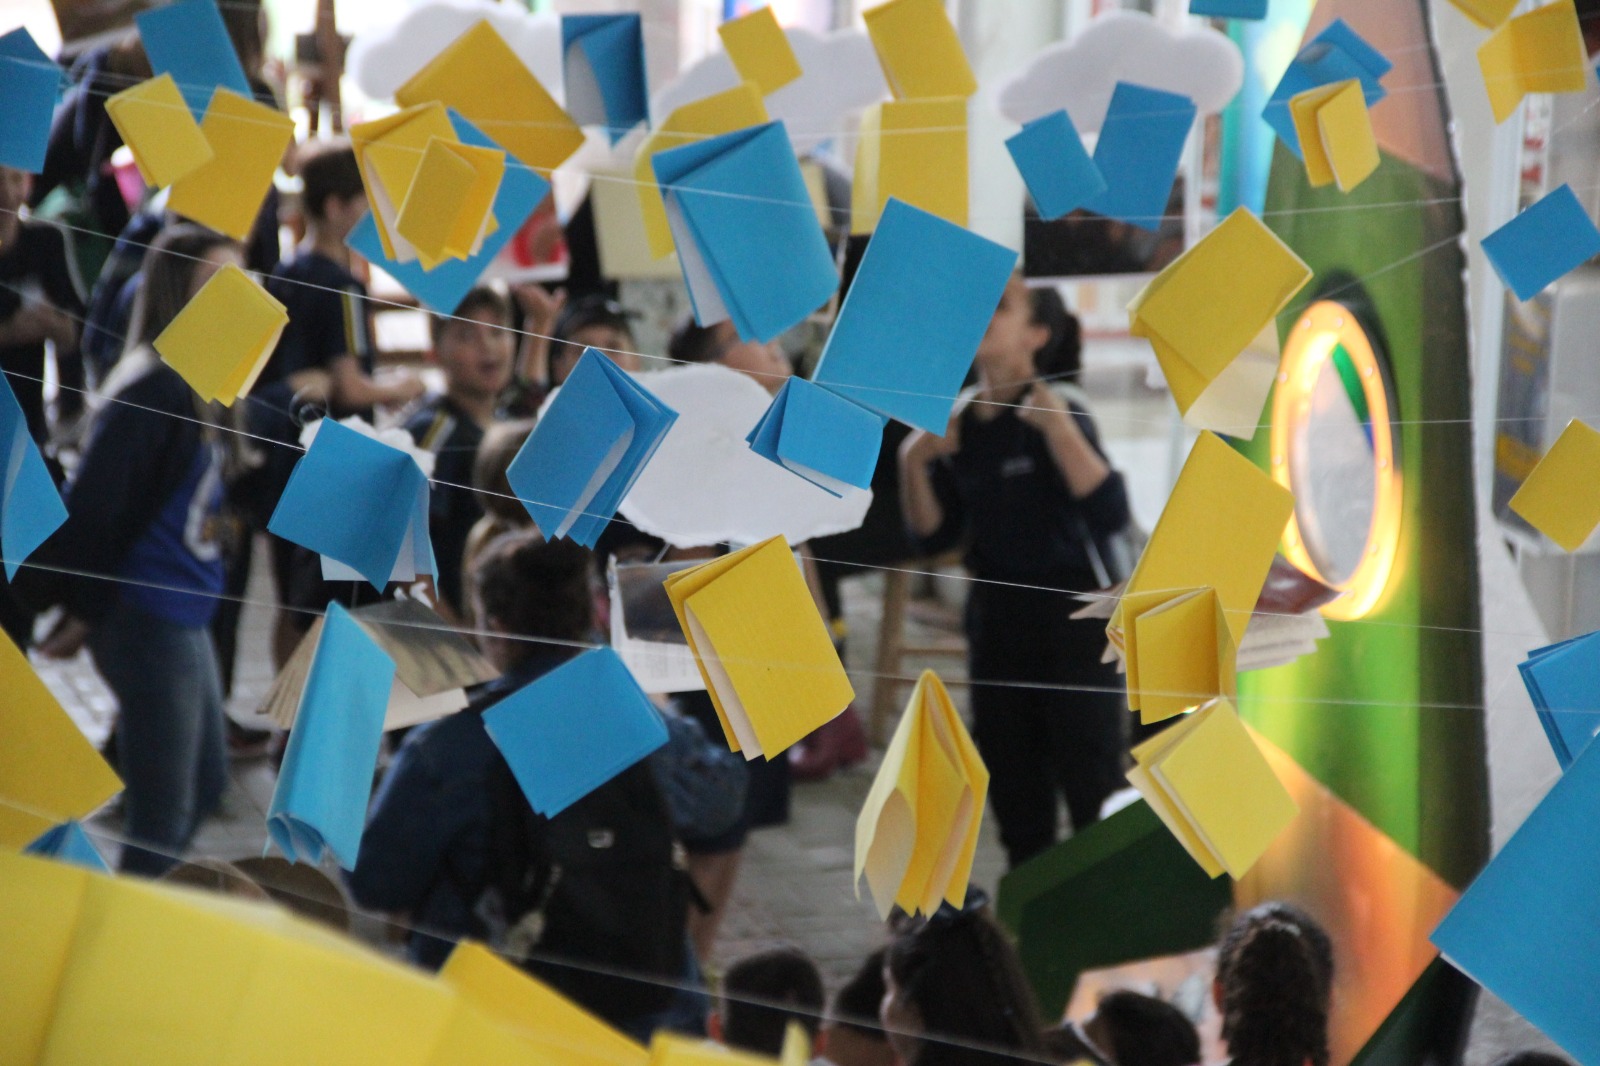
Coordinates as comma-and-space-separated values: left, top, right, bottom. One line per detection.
1270, 299, 1403, 621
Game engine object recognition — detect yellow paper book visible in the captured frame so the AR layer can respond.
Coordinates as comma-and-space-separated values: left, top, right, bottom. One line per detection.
395, 138, 505, 267
651, 1032, 774, 1066
850, 98, 968, 234
396, 20, 584, 173
863, 0, 978, 101
0, 633, 121, 851
352, 102, 462, 264
104, 74, 214, 189
167, 89, 295, 241
1129, 208, 1311, 433
1509, 419, 1600, 551
0, 848, 90, 1066
1289, 79, 1379, 193
154, 263, 288, 406
1447, 0, 1518, 29
635, 82, 769, 259
426, 1002, 561, 1066
1126, 587, 1237, 725
1477, 0, 1588, 124
440, 943, 647, 1066
1126, 699, 1297, 879
855, 670, 988, 919
719, 6, 803, 95
665, 536, 854, 759
780, 1022, 811, 1066
1109, 432, 1293, 650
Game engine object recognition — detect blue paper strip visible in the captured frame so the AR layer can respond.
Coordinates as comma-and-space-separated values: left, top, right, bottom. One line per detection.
1005, 109, 1107, 221
562, 14, 649, 145
0, 28, 61, 173
746, 377, 885, 495
1519, 631, 1600, 769
24, 820, 111, 872
1190, 0, 1268, 18
0, 372, 66, 580
1081, 82, 1196, 231
1482, 185, 1600, 302
135, 0, 253, 119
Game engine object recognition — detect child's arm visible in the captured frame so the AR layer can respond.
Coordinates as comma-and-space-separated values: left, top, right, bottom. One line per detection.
898, 417, 960, 539
512, 284, 565, 392
1019, 383, 1111, 498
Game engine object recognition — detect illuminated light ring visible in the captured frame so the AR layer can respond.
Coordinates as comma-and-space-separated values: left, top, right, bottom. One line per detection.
1270, 299, 1403, 621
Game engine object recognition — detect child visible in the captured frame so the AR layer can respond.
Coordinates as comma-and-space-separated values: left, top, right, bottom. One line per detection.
711, 947, 826, 1058
821, 949, 895, 1066
405, 286, 514, 618
667, 318, 791, 395
460, 418, 535, 593
899, 277, 1128, 868
504, 291, 640, 417
1214, 902, 1334, 1066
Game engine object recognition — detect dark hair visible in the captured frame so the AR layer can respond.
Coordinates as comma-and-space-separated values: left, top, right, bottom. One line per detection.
218, 0, 264, 74
1490, 1055, 1576, 1066
471, 528, 594, 650
1216, 902, 1334, 1066
885, 909, 1046, 1066
668, 318, 731, 366
831, 947, 890, 1039
550, 295, 636, 383
127, 224, 239, 352
431, 285, 511, 346
1027, 286, 1082, 383
1094, 991, 1201, 1066
298, 138, 363, 221
473, 419, 535, 524
721, 947, 826, 1056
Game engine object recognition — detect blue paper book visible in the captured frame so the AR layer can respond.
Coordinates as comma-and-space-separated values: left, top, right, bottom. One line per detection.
811, 197, 1017, 434
0, 28, 60, 173
1482, 185, 1600, 303
562, 14, 649, 145
483, 647, 668, 816
1263, 19, 1390, 157
1518, 632, 1600, 769
0, 372, 66, 580
506, 349, 677, 548
1431, 732, 1600, 1065
266, 420, 432, 590
1081, 83, 1196, 231
135, 0, 253, 119
1189, 0, 1268, 18
653, 121, 838, 343
268, 603, 395, 869
746, 377, 885, 496
24, 820, 110, 872
1006, 109, 1106, 221
348, 112, 548, 314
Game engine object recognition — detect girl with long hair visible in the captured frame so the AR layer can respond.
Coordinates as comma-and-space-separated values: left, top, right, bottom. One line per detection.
1214, 902, 1335, 1066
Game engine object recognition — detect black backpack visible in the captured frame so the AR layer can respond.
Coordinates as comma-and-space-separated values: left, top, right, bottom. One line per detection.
476, 756, 694, 1027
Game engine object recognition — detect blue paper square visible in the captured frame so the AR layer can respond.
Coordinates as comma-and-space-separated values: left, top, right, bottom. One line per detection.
1190, 0, 1268, 17
24, 820, 110, 872
1263, 19, 1390, 157
268, 603, 395, 869
348, 112, 549, 314
562, 14, 649, 145
812, 197, 1017, 434
266, 420, 428, 590
1081, 83, 1196, 231
1005, 109, 1107, 221
135, 0, 253, 119
483, 647, 668, 816
0, 28, 61, 173
1431, 733, 1600, 1065
747, 378, 885, 496
0, 372, 66, 580
1519, 631, 1600, 769
1482, 185, 1600, 302
653, 121, 838, 343
506, 349, 677, 548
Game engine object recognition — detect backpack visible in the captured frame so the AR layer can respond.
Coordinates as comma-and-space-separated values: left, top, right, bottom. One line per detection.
649, 709, 749, 845
475, 757, 694, 1027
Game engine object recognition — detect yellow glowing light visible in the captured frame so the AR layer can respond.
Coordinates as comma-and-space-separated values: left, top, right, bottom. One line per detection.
1270, 300, 1403, 621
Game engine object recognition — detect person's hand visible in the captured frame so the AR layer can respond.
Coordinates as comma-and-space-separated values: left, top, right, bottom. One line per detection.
903, 415, 961, 464
513, 284, 566, 336
380, 367, 428, 405
36, 615, 90, 659
1017, 382, 1077, 439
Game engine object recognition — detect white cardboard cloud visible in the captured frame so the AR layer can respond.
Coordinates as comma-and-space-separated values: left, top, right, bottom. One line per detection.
651, 27, 888, 156
346, 1, 562, 103
996, 11, 1243, 133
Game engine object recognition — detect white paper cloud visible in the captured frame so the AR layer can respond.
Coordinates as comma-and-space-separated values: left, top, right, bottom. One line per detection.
346, 1, 562, 103
996, 11, 1243, 133
651, 27, 888, 155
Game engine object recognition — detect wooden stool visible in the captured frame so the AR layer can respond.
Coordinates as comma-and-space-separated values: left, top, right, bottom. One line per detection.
870, 557, 966, 745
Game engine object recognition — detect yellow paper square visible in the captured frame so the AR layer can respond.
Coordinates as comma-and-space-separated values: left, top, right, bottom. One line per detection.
1131, 588, 1237, 725
863, 0, 978, 101
719, 7, 803, 95
0, 851, 91, 1066
1126, 709, 1223, 877
167, 89, 295, 241
665, 536, 854, 759
1290, 80, 1379, 193
154, 263, 288, 406
396, 20, 583, 173
849, 98, 968, 234
104, 74, 214, 189
352, 103, 462, 264
394, 139, 504, 267
1478, 0, 1588, 124
1447, 0, 1518, 29
1509, 419, 1600, 551
0, 633, 121, 851
634, 82, 769, 259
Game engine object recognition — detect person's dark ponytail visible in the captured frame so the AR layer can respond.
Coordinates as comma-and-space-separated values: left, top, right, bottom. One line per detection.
1217, 903, 1334, 1066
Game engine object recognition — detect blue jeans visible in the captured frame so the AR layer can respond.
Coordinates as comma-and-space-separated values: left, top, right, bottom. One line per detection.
88, 599, 227, 876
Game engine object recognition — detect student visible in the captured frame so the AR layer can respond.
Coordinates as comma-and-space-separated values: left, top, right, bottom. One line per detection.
822, 948, 895, 1066
1213, 902, 1334, 1066
899, 277, 1129, 867
30, 225, 240, 876
404, 286, 514, 619
505, 290, 640, 417
460, 418, 535, 593
710, 947, 827, 1058
667, 318, 791, 395
1058, 990, 1201, 1066
881, 898, 1048, 1066
347, 529, 694, 1036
